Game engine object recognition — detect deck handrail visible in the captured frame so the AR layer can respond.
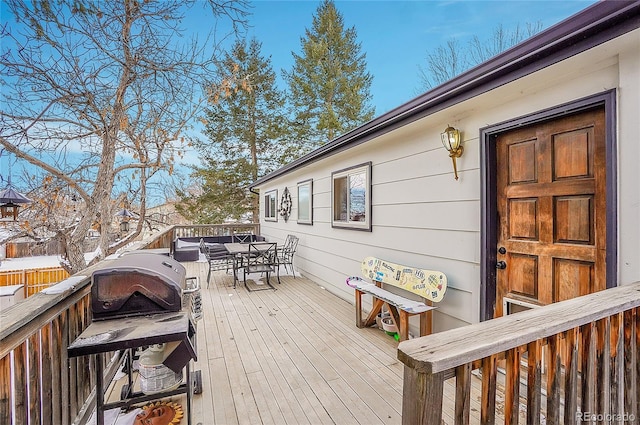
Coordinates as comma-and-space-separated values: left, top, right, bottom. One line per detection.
0, 223, 252, 424
398, 282, 640, 424
173, 223, 260, 239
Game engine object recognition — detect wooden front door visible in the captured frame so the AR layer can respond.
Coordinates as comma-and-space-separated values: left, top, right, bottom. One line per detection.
495, 108, 606, 317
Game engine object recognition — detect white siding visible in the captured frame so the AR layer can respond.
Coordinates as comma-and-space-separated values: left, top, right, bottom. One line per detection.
256, 28, 640, 332
618, 38, 640, 286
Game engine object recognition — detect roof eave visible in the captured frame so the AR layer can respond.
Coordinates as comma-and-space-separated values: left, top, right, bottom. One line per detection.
250, 0, 640, 189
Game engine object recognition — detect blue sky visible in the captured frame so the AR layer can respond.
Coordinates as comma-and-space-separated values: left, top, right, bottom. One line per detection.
0, 1, 600, 115
0, 0, 598, 205
235, 0, 597, 114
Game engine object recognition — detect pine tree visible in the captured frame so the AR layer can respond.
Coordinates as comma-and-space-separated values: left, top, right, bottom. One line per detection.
284, 0, 375, 151
182, 38, 290, 223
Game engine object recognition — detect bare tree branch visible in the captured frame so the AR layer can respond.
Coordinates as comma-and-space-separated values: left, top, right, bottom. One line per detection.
418, 21, 544, 90
1, 0, 249, 272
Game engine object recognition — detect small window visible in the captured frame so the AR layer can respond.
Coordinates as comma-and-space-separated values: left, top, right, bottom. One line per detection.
297, 179, 313, 225
264, 189, 277, 222
331, 162, 371, 231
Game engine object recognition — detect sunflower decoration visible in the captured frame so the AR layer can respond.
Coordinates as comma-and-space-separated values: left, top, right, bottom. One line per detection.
134, 401, 183, 425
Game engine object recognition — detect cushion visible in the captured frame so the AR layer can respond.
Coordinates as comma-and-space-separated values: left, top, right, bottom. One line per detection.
204, 242, 226, 253
174, 246, 199, 262
176, 239, 200, 249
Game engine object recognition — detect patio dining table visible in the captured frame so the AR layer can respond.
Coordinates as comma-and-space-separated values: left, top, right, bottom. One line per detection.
224, 242, 278, 288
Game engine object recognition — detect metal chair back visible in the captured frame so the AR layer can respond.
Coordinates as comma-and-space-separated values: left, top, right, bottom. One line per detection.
278, 236, 299, 276
247, 243, 277, 269
233, 233, 253, 243
244, 243, 279, 290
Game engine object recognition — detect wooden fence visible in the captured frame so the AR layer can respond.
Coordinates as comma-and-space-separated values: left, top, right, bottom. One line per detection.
398, 282, 640, 425
0, 267, 70, 298
4, 238, 99, 258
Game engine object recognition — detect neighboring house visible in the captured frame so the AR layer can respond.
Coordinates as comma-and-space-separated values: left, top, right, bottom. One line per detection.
145, 202, 190, 227
250, 1, 640, 333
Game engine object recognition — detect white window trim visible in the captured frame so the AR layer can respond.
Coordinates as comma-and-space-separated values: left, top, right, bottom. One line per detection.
331, 162, 372, 231
264, 189, 278, 222
297, 179, 313, 225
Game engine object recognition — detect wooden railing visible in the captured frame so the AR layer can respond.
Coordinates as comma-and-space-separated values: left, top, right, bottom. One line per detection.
0, 223, 258, 424
398, 282, 640, 425
1, 277, 95, 424
172, 223, 260, 239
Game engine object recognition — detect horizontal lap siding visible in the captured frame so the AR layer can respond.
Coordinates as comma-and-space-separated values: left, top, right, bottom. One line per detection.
259, 125, 481, 329
619, 46, 640, 286
257, 35, 640, 329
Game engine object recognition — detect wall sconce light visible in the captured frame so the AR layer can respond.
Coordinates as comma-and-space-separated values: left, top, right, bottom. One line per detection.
441, 125, 463, 180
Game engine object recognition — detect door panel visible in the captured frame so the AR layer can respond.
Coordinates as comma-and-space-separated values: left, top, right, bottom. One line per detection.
553, 259, 594, 302
508, 254, 538, 298
495, 108, 606, 317
555, 196, 593, 244
509, 199, 538, 239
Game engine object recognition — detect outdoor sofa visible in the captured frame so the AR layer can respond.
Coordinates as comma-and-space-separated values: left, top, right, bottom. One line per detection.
172, 234, 265, 262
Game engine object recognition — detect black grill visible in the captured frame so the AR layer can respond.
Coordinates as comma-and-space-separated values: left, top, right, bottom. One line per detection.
91, 253, 187, 321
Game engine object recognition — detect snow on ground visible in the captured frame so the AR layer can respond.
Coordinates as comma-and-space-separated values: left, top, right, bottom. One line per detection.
0, 253, 96, 271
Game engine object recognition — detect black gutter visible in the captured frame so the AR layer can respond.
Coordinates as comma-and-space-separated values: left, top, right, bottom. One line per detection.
250, 0, 640, 189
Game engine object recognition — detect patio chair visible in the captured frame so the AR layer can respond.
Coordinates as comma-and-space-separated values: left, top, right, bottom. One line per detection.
243, 242, 279, 291
205, 245, 234, 288
276, 234, 294, 259
276, 235, 299, 278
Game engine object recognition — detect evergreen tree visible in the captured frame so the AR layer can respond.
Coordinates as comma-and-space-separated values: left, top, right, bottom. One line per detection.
284, 0, 375, 151
180, 38, 289, 223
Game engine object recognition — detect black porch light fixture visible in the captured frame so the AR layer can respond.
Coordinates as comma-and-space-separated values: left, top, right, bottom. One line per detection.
441, 125, 463, 180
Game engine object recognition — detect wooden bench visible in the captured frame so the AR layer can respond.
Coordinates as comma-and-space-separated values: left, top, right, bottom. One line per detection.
346, 257, 447, 342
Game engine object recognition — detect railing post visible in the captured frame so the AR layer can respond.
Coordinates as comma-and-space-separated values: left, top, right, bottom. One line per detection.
622, 308, 637, 421
505, 348, 521, 425
455, 364, 472, 425
0, 353, 10, 424
402, 366, 445, 425
481, 355, 497, 425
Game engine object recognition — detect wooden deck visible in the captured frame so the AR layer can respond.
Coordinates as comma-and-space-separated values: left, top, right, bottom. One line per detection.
12, 226, 628, 424
117, 260, 405, 425
99, 260, 527, 425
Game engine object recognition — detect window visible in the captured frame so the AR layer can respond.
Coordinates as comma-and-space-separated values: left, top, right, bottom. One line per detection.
297, 179, 313, 225
264, 189, 277, 221
331, 162, 371, 231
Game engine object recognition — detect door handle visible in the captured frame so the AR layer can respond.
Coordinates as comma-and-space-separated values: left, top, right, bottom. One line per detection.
498, 246, 506, 255
496, 261, 507, 270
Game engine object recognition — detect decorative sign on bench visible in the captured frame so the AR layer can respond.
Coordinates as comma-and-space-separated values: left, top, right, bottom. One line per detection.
361, 256, 447, 302
346, 257, 447, 342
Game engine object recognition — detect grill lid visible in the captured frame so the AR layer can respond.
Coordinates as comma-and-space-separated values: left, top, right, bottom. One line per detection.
91, 253, 187, 320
